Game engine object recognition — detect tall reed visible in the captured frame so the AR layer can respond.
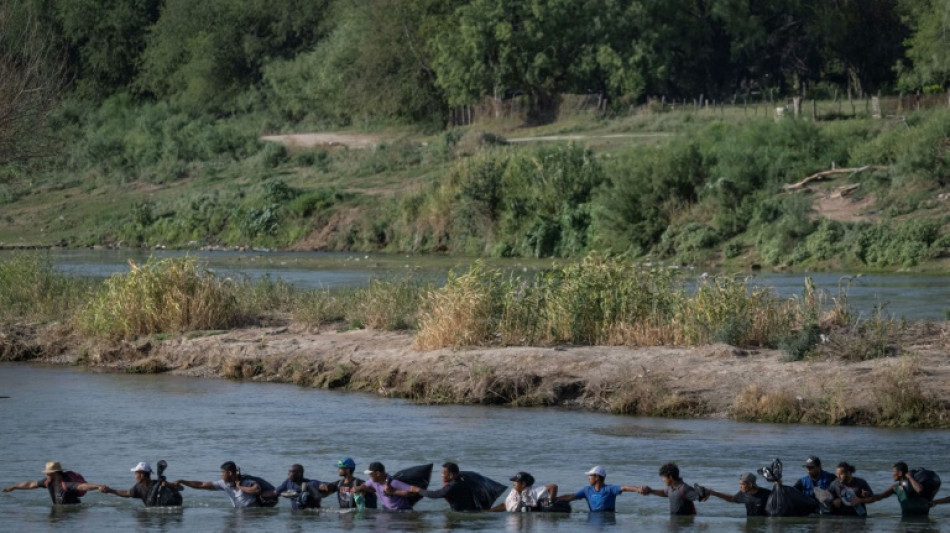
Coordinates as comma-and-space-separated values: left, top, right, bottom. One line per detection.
75, 257, 243, 339
415, 256, 842, 350
0, 254, 92, 324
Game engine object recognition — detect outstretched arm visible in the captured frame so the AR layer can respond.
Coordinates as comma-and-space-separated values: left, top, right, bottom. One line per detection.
932, 495, 950, 507
620, 484, 642, 493
704, 489, 735, 503
639, 486, 668, 498
853, 485, 894, 505
99, 486, 132, 498
3, 481, 41, 492
175, 480, 216, 491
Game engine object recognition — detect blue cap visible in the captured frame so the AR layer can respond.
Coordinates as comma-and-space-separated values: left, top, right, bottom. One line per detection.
336, 457, 356, 469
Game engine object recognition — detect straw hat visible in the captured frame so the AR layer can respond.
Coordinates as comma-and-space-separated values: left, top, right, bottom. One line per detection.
42, 461, 63, 474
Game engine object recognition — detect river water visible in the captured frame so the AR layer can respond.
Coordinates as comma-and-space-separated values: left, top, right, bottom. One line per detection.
6, 249, 949, 320
1, 364, 949, 532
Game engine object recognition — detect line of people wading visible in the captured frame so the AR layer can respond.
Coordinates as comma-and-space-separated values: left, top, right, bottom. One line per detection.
3, 456, 946, 519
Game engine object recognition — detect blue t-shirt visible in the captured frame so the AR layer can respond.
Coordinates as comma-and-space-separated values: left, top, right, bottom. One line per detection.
573, 484, 623, 512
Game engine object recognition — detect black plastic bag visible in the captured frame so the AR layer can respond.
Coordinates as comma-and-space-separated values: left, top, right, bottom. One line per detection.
459, 471, 507, 510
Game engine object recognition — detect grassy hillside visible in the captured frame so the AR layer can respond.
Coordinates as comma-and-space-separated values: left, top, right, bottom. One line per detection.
1, 98, 948, 272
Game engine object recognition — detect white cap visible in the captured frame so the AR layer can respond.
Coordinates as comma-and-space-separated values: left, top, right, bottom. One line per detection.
131, 462, 152, 473
585, 466, 606, 478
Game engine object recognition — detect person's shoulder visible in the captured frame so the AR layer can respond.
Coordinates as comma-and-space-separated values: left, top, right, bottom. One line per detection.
211, 479, 227, 489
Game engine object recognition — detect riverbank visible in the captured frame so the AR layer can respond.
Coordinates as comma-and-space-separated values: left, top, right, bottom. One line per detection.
4, 320, 949, 426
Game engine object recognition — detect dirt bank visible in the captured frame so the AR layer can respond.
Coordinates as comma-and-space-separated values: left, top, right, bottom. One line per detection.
3, 322, 949, 425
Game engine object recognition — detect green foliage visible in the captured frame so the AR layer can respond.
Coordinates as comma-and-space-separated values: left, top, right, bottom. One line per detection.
0, 254, 91, 323
853, 219, 943, 267
138, 0, 332, 112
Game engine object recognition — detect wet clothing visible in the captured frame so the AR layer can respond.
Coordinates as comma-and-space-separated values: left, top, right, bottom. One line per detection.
573, 484, 623, 512
419, 478, 479, 511
894, 481, 931, 516
325, 477, 377, 509
733, 487, 771, 516
273, 478, 320, 510
793, 471, 835, 499
664, 482, 699, 515
128, 481, 152, 504
212, 479, 259, 508
363, 477, 414, 510
505, 485, 550, 512
39, 478, 82, 505
827, 477, 873, 516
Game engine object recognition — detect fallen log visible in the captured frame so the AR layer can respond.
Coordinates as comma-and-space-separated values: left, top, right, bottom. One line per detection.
784, 165, 888, 190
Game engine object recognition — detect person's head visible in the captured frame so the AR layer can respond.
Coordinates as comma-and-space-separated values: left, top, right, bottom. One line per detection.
131, 462, 152, 483
803, 456, 822, 479
42, 461, 63, 481
336, 457, 356, 477
442, 462, 460, 483
585, 466, 606, 486
364, 462, 387, 483
220, 461, 238, 483
892, 461, 909, 481
659, 463, 681, 487
510, 471, 535, 492
739, 472, 758, 493
288, 464, 304, 483
836, 462, 856, 484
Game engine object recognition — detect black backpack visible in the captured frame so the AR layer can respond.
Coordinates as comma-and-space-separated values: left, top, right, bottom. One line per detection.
910, 468, 942, 500
145, 460, 183, 508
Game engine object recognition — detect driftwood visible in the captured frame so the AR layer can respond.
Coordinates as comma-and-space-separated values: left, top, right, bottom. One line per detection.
783, 165, 888, 190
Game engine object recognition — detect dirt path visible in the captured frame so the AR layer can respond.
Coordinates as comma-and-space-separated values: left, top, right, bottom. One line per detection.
507, 133, 674, 143
260, 133, 380, 149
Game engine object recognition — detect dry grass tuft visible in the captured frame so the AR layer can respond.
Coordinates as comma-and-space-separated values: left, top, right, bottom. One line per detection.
76, 257, 243, 340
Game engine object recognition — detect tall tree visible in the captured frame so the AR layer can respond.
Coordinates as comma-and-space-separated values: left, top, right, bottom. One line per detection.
0, 1, 68, 167
899, 0, 950, 89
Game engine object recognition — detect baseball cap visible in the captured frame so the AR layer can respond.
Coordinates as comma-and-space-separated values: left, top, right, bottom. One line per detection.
364, 462, 385, 475
585, 466, 607, 478
803, 456, 821, 468
336, 457, 356, 469
509, 471, 535, 486
739, 472, 756, 484
131, 462, 152, 473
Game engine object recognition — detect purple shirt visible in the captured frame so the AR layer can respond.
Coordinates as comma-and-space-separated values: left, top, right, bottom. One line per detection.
364, 477, 414, 510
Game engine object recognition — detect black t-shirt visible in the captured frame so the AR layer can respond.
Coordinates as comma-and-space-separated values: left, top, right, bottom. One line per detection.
129, 481, 151, 504
420, 479, 479, 511
733, 487, 771, 516
39, 478, 82, 505
325, 478, 377, 509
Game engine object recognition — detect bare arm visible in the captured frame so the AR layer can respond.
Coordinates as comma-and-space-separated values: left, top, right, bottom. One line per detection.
237, 481, 260, 495
545, 483, 558, 500
175, 480, 216, 490
853, 485, 894, 505
932, 495, 950, 507
620, 485, 642, 493
99, 486, 132, 498
705, 489, 735, 503
904, 473, 925, 496
639, 486, 668, 498
3, 481, 41, 492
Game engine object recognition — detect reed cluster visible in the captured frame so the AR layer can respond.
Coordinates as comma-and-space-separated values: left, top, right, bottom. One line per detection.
0, 254, 92, 324
415, 256, 824, 351
75, 257, 244, 339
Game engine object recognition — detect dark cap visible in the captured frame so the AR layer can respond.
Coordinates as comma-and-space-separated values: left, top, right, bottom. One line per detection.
803, 456, 821, 468
510, 471, 535, 486
363, 462, 385, 475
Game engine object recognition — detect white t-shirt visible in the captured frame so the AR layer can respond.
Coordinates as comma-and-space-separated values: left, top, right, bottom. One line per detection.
505, 485, 549, 512
212, 479, 259, 508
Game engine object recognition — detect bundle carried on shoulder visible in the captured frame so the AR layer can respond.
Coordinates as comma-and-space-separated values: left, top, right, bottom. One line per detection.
392, 464, 433, 505
759, 458, 817, 517
910, 468, 941, 500
145, 460, 182, 508
458, 471, 506, 510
